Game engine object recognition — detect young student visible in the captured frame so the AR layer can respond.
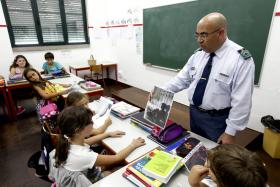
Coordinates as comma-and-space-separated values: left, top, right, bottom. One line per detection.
66, 91, 124, 151
42, 52, 66, 74
9, 55, 32, 115
51, 106, 145, 183
9, 55, 32, 80
188, 144, 268, 187
23, 67, 71, 111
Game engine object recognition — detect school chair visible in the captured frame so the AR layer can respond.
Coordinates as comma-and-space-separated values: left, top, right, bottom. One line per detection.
84, 64, 106, 86
49, 165, 92, 187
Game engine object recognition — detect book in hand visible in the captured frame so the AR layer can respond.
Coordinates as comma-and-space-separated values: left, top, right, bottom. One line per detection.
111, 101, 140, 119
141, 150, 183, 184
175, 137, 208, 172
144, 86, 174, 129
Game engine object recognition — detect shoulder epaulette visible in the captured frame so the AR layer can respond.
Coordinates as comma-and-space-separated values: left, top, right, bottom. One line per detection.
238, 48, 252, 60
194, 48, 202, 53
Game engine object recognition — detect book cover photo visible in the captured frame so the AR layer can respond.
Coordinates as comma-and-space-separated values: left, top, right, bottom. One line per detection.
144, 86, 174, 129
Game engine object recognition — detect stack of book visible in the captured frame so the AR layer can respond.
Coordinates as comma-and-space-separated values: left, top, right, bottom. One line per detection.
130, 111, 155, 133
111, 101, 140, 119
123, 149, 183, 186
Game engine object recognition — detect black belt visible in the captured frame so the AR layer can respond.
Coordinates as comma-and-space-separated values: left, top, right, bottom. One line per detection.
191, 105, 231, 115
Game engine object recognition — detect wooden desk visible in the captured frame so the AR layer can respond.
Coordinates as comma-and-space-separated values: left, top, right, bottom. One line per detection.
0, 84, 11, 119
111, 87, 261, 148
6, 74, 104, 120
6, 81, 32, 120
90, 132, 217, 187
89, 101, 159, 164
69, 63, 118, 81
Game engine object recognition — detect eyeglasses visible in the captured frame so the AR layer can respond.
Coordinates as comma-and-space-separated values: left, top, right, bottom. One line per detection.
195, 28, 221, 39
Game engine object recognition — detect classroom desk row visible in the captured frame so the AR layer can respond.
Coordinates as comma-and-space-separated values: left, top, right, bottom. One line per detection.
69, 63, 118, 81
88, 101, 217, 187
2, 74, 104, 120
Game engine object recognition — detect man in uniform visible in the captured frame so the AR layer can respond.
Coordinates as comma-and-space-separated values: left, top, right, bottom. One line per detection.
163, 12, 255, 144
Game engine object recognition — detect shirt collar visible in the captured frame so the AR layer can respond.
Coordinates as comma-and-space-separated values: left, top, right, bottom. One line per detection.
211, 38, 229, 59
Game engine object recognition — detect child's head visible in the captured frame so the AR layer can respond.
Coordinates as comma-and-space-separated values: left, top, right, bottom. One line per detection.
66, 91, 89, 108
207, 144, 267, 187
23, 67, 45, 84
44, 52, 54, 65
55, 106, 94, 167
10, 55, 30, 69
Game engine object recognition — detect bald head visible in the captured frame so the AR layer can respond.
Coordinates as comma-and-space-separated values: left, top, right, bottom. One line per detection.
196, 12, 227, 53
198, 12, 227, 35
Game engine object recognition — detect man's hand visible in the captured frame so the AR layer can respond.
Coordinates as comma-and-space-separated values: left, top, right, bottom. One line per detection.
217, 132, 235, 144
188, 165, 209, 187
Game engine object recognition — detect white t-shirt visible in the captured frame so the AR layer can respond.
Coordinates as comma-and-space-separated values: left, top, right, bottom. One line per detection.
63, 143, 98, 172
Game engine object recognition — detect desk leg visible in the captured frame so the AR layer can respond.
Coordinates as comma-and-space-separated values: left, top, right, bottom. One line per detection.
6, 89, 17, 120
115, 64, 118, 82
2, 88, 12, 120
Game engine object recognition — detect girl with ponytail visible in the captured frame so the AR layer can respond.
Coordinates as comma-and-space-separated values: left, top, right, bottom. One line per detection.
53, 106, 145, 183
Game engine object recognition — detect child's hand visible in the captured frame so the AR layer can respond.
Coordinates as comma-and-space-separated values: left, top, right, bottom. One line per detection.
105, 117, 112, 126
188, 165, 209, 187
130, 137, 146, 149
108, 130, 125, 137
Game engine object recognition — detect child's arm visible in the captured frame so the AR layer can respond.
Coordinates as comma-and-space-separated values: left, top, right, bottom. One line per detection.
57, 83, 72, 88
94, 137, 145, 167
33, 85, 71, 99
84, 130, 125, 145
188, 165, 209, 187
9, 67, 22, 80
91, 117, 112, 135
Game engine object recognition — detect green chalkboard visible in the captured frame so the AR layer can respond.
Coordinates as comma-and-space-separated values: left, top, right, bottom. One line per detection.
143, 0, 275, 84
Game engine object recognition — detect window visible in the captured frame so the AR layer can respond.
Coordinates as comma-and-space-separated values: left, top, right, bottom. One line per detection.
1, 0, 89, 47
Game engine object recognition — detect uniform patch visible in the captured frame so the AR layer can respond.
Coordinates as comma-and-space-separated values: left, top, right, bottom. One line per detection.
191, 67, 195, 70
194, 48, 202, 53
238, 48, 252, 60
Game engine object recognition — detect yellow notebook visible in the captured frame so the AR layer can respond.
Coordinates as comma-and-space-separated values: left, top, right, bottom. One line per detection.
142, 150, 182, 184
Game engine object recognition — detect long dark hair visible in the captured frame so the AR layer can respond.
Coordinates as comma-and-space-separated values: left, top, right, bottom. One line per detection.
207, 144, 267, 187
9, 55, 31, 70
23, 67, 49, 89
54, 106, 94, 167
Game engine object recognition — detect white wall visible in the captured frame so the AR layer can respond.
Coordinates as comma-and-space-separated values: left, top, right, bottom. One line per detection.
0, 0, 279, 133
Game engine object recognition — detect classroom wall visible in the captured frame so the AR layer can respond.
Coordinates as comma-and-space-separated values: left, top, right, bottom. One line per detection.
0, 0, 279, 133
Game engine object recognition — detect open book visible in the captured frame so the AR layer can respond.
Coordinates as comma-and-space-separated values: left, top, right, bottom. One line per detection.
175, 137, 208, 172
141, 150, 182, 184
144, 86, 174, 129
92, 96, 113, 120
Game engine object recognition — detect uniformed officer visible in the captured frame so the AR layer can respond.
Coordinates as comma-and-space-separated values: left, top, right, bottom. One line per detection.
163, 12, 255, 144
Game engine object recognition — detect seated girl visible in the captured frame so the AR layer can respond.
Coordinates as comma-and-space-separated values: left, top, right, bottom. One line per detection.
23, 67, 71, 111
9, 55, 32, 80
9, 55, 32, 115
51, 106, 145, 183
66, 91, 124, 152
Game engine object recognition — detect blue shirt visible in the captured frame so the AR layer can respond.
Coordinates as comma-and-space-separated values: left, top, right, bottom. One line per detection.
164, 38, 255, 136
42, 61, 63, 74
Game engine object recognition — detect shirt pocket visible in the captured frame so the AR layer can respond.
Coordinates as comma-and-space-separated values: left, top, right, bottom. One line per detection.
213, 71, 232, 94
189, 67, 197, 81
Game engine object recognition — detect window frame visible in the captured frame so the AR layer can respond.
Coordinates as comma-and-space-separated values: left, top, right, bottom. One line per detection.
1, 0, 90, 47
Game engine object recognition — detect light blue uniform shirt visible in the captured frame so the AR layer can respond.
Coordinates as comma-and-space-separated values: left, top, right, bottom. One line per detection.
164, 38, 255, 136
42, 61, 63, 74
